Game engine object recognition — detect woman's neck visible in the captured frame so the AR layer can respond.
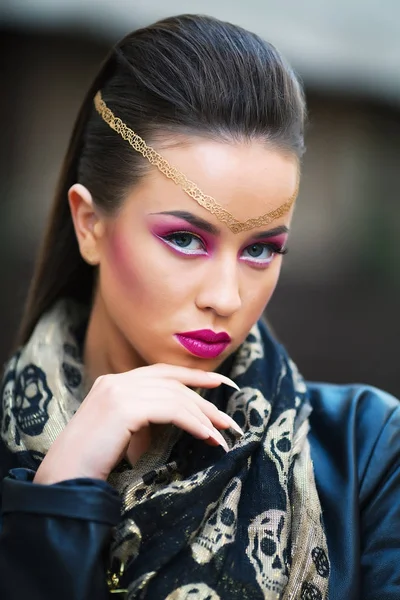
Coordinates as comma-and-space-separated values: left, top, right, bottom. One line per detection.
83, 291, 145, 386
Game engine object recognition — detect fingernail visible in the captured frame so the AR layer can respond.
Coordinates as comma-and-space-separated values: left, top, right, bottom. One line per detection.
230, 421, 245, 437
208, 373, 240, 391
202, 425, 216, 439
218, 437, 229, 452
217, 432, 229, 452
218, 411, 244, 437
202, 426, 229, 452
211, 428, 229, 452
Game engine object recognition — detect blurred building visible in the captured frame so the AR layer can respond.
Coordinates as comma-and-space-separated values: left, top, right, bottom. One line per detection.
1, 1, 400, 394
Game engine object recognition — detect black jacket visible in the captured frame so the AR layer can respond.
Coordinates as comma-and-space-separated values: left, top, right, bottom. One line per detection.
0, 383, 399, 599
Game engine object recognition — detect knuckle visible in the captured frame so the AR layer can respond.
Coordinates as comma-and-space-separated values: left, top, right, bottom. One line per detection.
155, 362, 170, 370
93, 374, 118, 401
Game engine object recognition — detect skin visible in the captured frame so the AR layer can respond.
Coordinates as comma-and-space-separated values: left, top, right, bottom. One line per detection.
34, 138, 298, 484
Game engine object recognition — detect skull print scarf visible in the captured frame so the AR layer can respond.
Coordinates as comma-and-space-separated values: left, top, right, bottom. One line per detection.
1, 300, 330, 600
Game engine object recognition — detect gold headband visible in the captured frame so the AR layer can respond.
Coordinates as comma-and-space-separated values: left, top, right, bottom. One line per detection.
93, 91, 298, 234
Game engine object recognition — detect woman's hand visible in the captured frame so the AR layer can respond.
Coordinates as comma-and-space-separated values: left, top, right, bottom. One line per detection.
33, 364, 242, 485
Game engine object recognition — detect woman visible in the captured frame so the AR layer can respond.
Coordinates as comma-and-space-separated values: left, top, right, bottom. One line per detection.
0, 13, 399, 600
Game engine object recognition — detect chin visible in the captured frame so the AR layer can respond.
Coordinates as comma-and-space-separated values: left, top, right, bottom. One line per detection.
150, 352, 223, 372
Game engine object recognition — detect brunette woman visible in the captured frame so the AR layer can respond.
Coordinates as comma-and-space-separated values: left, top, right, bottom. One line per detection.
0, 14, 399, 600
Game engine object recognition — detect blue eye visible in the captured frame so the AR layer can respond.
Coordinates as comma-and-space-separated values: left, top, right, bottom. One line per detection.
241, 242, 287, 266
170, 233, 194, 248
245, 244, 271, 258
161, 232, 206, 255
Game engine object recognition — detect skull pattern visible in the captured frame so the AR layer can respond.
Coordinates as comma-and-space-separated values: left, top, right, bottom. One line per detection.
226, 387, 271, 441
155, 465, 213, 497
0, 306, 329, 600
13, 364, 52, 436
311, 547, 330, 578
263, 409, 296, 488
230, 325, 264, 378
190, 477, 242, 564
62, 361, 82, 390
1, 358, 17, 437
130, 464, 178, 506
247, 509, 289, 595
111, 518, 142, 565
165, 583, 220, 600
300, 582, 323, 600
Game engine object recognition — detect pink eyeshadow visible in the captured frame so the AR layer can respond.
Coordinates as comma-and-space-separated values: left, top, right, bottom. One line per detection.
248, 233, 288, 249
147, 215, 216, 252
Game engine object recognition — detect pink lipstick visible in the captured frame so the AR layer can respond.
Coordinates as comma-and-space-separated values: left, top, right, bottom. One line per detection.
175, 329, 231, 359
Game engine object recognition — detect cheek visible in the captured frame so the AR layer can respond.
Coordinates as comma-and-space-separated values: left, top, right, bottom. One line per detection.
244, 261, 282, 316
103, 229, 161, 307
106, 230, 141, 291
103, 229, 191, 305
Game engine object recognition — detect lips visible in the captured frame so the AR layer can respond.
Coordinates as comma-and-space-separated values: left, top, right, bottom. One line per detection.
178, 329, 231, 344
175, 329, 231, 359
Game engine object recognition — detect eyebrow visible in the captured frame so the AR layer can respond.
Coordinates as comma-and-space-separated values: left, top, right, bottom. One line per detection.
150, 210, 220, 235
151, 210, 289, 238
251, 225, 289, 239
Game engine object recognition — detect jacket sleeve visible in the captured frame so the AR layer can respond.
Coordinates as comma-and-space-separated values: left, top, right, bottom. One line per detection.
0, 465, 121, 600
359, 403, 400, 599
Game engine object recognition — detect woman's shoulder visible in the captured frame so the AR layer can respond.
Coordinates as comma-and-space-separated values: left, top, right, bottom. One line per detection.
307, 380, 400, 429
307, 381, 400, 503
307, 382, 400, 598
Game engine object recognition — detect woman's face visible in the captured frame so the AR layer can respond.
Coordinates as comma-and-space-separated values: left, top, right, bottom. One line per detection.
92, 139, 298, 372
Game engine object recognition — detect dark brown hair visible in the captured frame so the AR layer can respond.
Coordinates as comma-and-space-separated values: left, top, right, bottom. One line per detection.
17, 14, 306, 345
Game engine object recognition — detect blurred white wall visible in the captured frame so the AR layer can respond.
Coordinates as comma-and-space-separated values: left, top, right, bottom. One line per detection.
2, 0, 400, 103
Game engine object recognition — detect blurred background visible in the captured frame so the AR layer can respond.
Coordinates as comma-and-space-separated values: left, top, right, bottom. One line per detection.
0, 0, 399, 395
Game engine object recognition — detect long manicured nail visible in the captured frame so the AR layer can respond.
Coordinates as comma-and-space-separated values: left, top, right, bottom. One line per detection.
204, 426, 229, 452
217, 435, 229, 452
208, 373, 240, 391
213, 429, 229, 452
219, 411, 244, 437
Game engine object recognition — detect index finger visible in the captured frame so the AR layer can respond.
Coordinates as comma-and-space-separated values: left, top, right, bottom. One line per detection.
135, 363, 240, 391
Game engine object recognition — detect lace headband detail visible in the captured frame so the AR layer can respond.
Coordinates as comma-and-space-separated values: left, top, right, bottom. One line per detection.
93, 91, 298, 234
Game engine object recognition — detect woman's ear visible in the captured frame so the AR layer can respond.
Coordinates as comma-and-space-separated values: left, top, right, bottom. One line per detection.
68, 184, 105, 265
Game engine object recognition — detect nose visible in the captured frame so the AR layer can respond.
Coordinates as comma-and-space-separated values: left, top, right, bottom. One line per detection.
195, 254, 242, 317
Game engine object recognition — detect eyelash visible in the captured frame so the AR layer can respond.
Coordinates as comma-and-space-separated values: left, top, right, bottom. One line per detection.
161, 231, 207, 255
160, 231, 288, 266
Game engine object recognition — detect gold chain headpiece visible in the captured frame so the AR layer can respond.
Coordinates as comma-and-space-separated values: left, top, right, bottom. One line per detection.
93, 91, 298, 234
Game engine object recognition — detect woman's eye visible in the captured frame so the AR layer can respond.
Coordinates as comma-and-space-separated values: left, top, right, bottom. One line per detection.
162, 232, 206, 255
241, 243, 275, 265
171, 233, 196, 248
